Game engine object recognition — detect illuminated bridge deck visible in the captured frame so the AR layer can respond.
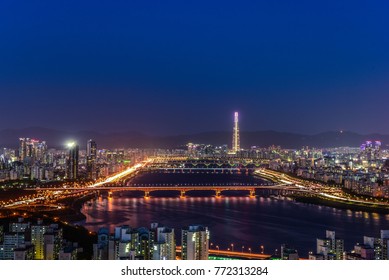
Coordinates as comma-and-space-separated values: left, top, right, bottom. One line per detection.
33, 184, 311, 198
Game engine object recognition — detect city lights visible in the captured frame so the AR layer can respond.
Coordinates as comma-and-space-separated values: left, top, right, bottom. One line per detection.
2, 113, 389, 263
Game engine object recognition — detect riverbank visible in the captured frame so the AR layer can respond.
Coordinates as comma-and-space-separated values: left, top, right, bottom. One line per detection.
0, 191, 97, 223
293, 195, 389, 214
55, 192, 98, 222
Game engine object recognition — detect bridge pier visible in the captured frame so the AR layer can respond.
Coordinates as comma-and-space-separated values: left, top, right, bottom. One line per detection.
144, 191, 150, 199
249, 189, 256, 198
180, 190, 186, 198
215, 190, 221, 198
108, 191, 113, 198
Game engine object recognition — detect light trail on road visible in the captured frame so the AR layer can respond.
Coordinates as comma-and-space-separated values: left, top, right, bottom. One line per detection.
2, 159, 153, 209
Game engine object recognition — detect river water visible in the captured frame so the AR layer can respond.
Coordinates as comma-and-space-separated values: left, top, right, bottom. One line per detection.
80, 173, 389, 257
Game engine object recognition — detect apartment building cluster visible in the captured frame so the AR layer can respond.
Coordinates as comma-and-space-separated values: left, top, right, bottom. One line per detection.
93, 223, 209, 260
269, 143, 389, 198
0, 218, 81, 260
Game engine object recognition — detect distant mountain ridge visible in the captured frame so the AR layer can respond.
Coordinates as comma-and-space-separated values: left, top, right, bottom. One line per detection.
0, 127, 386, 149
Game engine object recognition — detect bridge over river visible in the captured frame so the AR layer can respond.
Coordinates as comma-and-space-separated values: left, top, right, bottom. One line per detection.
35, 183, 310, 198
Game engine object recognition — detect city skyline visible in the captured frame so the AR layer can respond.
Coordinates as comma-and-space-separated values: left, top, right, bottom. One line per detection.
2, 122, 389, 260
2, 0, 389, 267
1, 1, 389, 134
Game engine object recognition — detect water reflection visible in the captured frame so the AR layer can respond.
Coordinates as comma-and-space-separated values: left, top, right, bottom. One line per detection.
81, 195, 389, 257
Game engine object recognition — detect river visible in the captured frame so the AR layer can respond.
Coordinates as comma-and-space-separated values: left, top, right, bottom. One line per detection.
80, 172, 389, 257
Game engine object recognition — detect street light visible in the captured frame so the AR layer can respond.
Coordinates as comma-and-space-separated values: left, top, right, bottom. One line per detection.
231, 244, 234, 252
248, 248, 252, 254
241, 246, 244, 253
260, 245, 264, 254
216, 245, 219, 251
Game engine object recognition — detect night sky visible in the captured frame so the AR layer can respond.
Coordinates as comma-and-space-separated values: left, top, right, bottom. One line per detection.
1, 0, 389, 135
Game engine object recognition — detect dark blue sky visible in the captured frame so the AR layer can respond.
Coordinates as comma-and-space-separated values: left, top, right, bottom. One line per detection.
1, 0, 389, 135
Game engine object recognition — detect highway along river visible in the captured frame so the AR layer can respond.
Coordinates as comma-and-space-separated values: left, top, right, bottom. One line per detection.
80, 172, 389, 257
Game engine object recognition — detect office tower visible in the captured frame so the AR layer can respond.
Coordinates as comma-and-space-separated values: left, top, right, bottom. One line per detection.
66, 142, 79, 179
86, 139, 97, 180
315, 230, 344, 260
232, 112, 240, 153
181, 225, 209, 260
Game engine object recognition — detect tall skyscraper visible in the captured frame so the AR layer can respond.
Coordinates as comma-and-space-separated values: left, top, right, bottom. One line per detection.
18, 138, 47, 162
66, 142, 79, 180
18, 138, 28, 161
34, 141, 47, 163
232, 112, 240, 153
181, 225, 209, 260
87, 139, 97, 180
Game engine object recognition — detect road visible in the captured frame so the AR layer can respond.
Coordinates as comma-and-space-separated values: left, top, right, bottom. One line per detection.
175, 246, 271, 260
1, 159, 152, 209
257, 168, 389, 207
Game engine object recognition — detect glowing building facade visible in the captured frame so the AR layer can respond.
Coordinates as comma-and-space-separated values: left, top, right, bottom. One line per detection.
232, 112, 240, 153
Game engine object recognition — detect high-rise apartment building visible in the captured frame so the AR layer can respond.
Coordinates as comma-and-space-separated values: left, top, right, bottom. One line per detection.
66, 142, 79, 179
363, 230, 389, 260
14, 244, 35, 260
93, 228, 110, 260
93, 224, 175, 260
43, 224, 63, 260
151, 223, 176, 260
87, 139, 97, 180
31, 220, 49, 260
0, 232, 26, 260
130, 227, 153, 260
314, 230, 344, 260
181, 225, 209, 260
18, 138, 47, 162
0, 225, 3, 243
0, 219, 70, 260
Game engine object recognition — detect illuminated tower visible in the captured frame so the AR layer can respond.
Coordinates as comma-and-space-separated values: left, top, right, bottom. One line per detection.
18, 138, 47, 162
86, 139, 97, 180
66, 142, 79, 180
232, 112, 240, 153
19, 138, 28, 161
